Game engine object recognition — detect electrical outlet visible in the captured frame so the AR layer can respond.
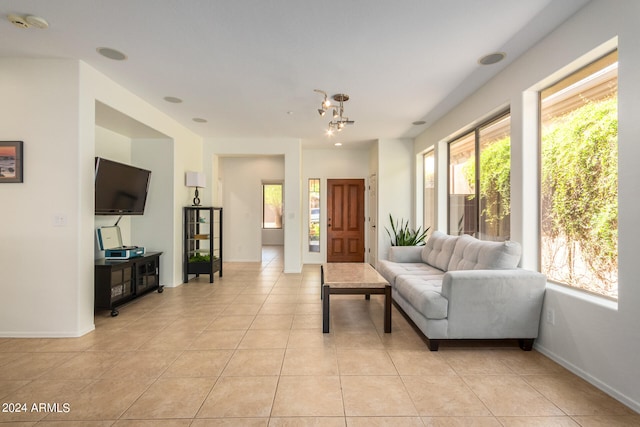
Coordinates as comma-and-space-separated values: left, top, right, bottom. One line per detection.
52, 214, 67, 227
545, 308, 555, 325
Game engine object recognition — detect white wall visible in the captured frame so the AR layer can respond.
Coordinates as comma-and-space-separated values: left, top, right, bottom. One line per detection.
376, 139, 414, 262
205, 138, 302, 273
302, 148, 371, 264
414, 0, 640, 411
0, 59, 89, 337
219, 156, 284, 261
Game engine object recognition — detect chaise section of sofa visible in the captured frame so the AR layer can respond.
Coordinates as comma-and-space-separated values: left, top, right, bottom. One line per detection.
378, 231, 546, 351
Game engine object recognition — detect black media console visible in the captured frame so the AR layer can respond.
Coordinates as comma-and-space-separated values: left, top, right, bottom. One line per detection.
94, 251, 163, 316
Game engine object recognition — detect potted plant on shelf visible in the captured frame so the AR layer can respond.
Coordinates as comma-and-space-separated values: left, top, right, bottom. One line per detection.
385, 214, 429, 246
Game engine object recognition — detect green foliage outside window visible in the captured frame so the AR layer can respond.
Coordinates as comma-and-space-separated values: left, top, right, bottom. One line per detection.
462, 136, 511, 227
541, 96, 618, 295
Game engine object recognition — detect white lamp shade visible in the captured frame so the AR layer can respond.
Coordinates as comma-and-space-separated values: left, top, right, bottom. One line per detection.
186, 171, 206, 188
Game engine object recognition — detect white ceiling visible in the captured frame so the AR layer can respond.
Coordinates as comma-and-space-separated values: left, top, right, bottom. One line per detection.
0, 0, 590, 147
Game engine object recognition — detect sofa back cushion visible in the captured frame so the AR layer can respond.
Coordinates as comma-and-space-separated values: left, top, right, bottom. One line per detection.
447, 235, 522, 271
421, 231, 458, 271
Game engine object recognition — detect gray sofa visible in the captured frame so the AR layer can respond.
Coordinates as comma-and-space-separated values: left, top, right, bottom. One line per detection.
377, 231, 546, 351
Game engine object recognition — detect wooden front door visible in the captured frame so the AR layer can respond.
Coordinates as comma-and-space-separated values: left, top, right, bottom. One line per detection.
327, 179, 365, 262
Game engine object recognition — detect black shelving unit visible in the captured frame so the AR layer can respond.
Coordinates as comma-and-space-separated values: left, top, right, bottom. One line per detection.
183, 206, 223, 283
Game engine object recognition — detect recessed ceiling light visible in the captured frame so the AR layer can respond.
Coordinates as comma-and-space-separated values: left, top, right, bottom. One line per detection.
286, 111, 294, 115
96, 47, 127, 61
334, 142, 342, 147
478, 52, 506, 65
193, 118, 208, 123
163, 96, 183, 103
412, 120, 426, 126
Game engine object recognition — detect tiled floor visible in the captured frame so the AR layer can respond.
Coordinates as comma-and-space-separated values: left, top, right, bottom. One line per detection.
1, 246, 638, 426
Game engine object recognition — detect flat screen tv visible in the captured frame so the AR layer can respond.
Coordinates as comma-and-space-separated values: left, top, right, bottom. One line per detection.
94, 157, 151, 215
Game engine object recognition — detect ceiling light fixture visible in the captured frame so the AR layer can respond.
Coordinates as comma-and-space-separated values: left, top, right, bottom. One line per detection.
478, 52, 506, 65
192, 118, 208, 123
163, 96, 183, 103
314, 89, 355, 135
97, 47, 127, 61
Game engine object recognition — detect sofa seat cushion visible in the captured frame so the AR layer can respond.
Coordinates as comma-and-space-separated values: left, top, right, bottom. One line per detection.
377, 260, 443, 286
447, 235, 522, 271
395, 275, 448, 320
421, 231, 458, 271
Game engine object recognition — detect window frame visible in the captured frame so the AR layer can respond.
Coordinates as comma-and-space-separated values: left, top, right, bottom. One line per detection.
537, 49, 618, 300
262, 182, 283, 230
446, 109, 511, 240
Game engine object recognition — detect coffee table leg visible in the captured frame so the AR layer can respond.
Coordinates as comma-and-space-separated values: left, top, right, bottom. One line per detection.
322, 284, 330, 333
384, 284, 391, 333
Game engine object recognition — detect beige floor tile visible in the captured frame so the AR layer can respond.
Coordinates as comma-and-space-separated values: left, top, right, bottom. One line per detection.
439, 349, 514, 375
88, 330, 158, 351
287, 330, 336, 349
113, 420, 192, 426
462, 375, 564, 417
44, 378, 153, 421
162, 349, 233, 377
222, 349, 285, 376
270, 417, 346, 426
571, 415, 640, 426
162, 315, 215, 332
39, 351, 125, 380
250, 314, 294, 330
191, 418, 268, 426
495, 416, 579, 426
197, 376, 278, 418
493, 350, 566, 375
333, 330, 384, 349
337, 348, 398, 375
238, 329, 290, 349
189, 330, 246, 350
259, 303, 298, 315
341, 375, 418, 416
272, 376, 344, 417
222, 303, 263, 315
101, 350, 181, 379
295, 303, 323, 314
207, 315, 256, 330
388, 349, 456, 376
0, 352, 75, 380
121, 377, 215, 419
347, 417, 424, 426
403, 375, 491, 416
421, 417, 503, 426
137, 330, 201, 351
292, 314, 323, 330
281, 347, 339, 376
523, 373, 635, 416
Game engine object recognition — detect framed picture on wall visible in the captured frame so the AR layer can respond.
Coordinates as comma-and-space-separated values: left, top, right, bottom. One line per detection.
0, 141, 23, 183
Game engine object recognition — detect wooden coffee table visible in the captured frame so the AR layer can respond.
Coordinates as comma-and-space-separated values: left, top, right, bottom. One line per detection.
321, 263, 391, 333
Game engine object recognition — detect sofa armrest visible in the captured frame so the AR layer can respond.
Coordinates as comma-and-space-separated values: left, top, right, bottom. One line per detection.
388, 246, 424, 263
441, 269, 547, 339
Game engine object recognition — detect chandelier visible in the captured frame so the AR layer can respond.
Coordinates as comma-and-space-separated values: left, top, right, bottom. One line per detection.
314, 89, 354, 135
